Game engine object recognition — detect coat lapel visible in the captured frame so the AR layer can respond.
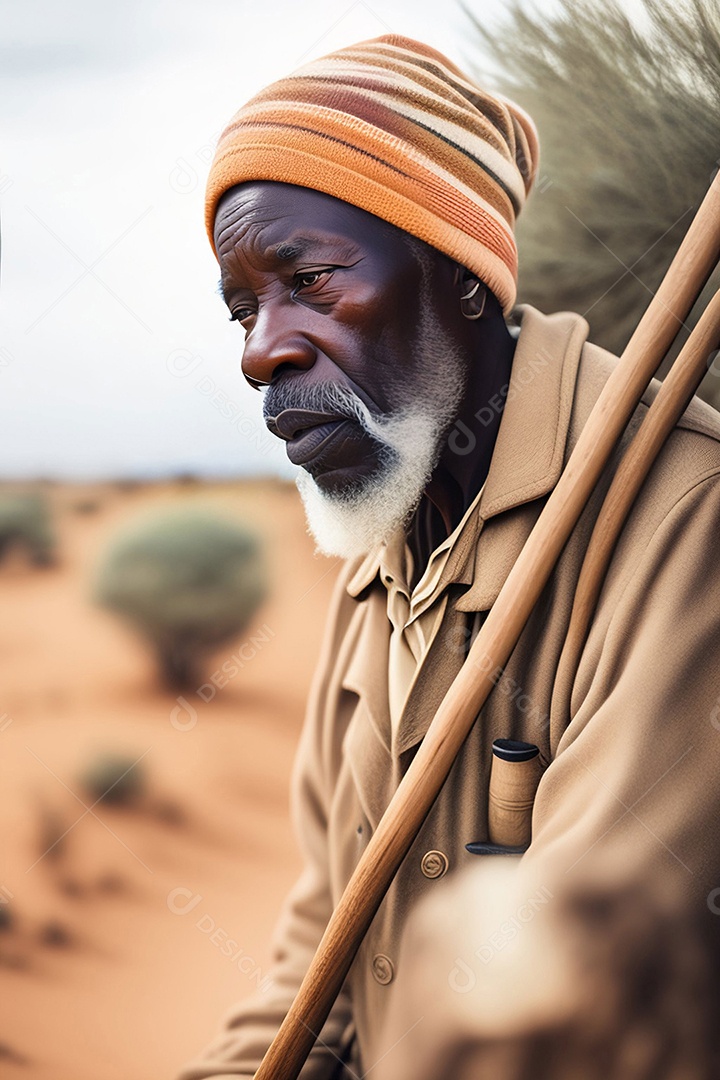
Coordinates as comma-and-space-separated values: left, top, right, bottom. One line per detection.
395, 589, 473, 757
341, 588, 392, 754
457, 305, 589, 613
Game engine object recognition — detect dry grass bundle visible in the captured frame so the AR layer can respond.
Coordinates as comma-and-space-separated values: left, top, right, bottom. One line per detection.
465, 0, 720, 406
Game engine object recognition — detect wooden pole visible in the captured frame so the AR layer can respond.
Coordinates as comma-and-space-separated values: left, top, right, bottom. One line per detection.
254, 172, 720, 1080
552, 287, 720, 752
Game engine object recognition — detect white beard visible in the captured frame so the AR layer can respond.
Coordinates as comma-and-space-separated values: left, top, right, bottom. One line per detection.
295, 321, 467, 561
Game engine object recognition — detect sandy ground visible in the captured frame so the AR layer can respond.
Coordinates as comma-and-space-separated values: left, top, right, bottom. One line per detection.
0, 479, 340, 1080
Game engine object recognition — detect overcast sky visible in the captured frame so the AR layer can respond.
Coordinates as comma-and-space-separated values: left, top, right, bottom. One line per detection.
1, 0, 536, 480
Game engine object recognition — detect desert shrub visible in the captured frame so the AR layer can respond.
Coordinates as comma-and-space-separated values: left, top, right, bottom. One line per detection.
94, 508, 267, 688
78, 752, 147, 806
0, 492, 56, 566
467, 0, 720, 406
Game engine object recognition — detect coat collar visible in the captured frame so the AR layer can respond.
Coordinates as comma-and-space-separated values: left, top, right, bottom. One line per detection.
346, 304, 590, 606
456, 304, 589, 612
477, 305, 589, 520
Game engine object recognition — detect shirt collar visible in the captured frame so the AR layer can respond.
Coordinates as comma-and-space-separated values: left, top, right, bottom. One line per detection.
378, 479, 487, 622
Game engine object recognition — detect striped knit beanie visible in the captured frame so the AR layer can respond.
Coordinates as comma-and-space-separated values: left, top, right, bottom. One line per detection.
205, 35, 539, 314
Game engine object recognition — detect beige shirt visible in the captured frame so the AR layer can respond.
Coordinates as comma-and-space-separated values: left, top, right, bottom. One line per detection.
379, 485, 486, 735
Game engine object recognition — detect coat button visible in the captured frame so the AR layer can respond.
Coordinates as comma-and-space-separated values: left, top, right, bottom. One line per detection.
371, 953, 394, 985
421, 850, 449, 879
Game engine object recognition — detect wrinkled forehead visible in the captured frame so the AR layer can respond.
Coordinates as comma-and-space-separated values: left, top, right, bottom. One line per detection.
214, 182, 363, 252
214, 180, 437, 276
215, 181, 440, 274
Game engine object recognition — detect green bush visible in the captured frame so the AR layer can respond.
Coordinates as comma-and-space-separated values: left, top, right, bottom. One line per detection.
94, 508, 267, 689
0, 492, 56, 566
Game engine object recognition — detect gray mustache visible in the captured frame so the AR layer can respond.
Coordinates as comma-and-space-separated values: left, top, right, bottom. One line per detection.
263, 381, 366, 425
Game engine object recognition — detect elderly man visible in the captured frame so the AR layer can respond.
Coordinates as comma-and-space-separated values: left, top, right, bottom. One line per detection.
179, 34, 720, 1080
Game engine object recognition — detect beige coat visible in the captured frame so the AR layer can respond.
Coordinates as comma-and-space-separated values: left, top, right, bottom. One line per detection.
179, 305, 720, 1080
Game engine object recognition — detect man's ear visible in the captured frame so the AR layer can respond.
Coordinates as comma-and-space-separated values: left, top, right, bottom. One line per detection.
459, 269, 488, 320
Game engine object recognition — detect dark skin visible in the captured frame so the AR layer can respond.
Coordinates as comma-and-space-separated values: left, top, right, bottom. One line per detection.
214, 181, 516, 570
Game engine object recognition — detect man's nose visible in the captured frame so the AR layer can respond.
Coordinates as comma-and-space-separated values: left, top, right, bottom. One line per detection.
241, 304, 317, 387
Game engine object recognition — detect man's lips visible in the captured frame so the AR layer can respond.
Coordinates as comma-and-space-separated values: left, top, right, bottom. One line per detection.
265, 408, 356, 468
265, 407, 349, 440
286, 418, 356, 467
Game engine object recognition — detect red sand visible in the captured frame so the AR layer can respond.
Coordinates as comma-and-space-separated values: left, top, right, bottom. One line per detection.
0, 480, 339, 1080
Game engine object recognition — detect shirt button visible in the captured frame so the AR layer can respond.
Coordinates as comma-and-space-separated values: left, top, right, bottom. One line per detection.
421, 850, 449, 879
371, 953, 394, 985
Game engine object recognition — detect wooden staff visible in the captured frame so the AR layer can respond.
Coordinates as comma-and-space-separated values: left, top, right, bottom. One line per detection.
254, 172, 720, 1080
552, 286, 720, 753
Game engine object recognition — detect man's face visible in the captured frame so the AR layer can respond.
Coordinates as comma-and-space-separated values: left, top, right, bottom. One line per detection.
214, 181, 469, 556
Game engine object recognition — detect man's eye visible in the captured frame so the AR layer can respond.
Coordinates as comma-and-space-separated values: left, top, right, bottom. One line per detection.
229, 307, 255, 324
293, 268, 334, 292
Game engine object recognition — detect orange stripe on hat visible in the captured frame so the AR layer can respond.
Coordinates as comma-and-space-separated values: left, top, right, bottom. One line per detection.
205, 35, 539, 314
